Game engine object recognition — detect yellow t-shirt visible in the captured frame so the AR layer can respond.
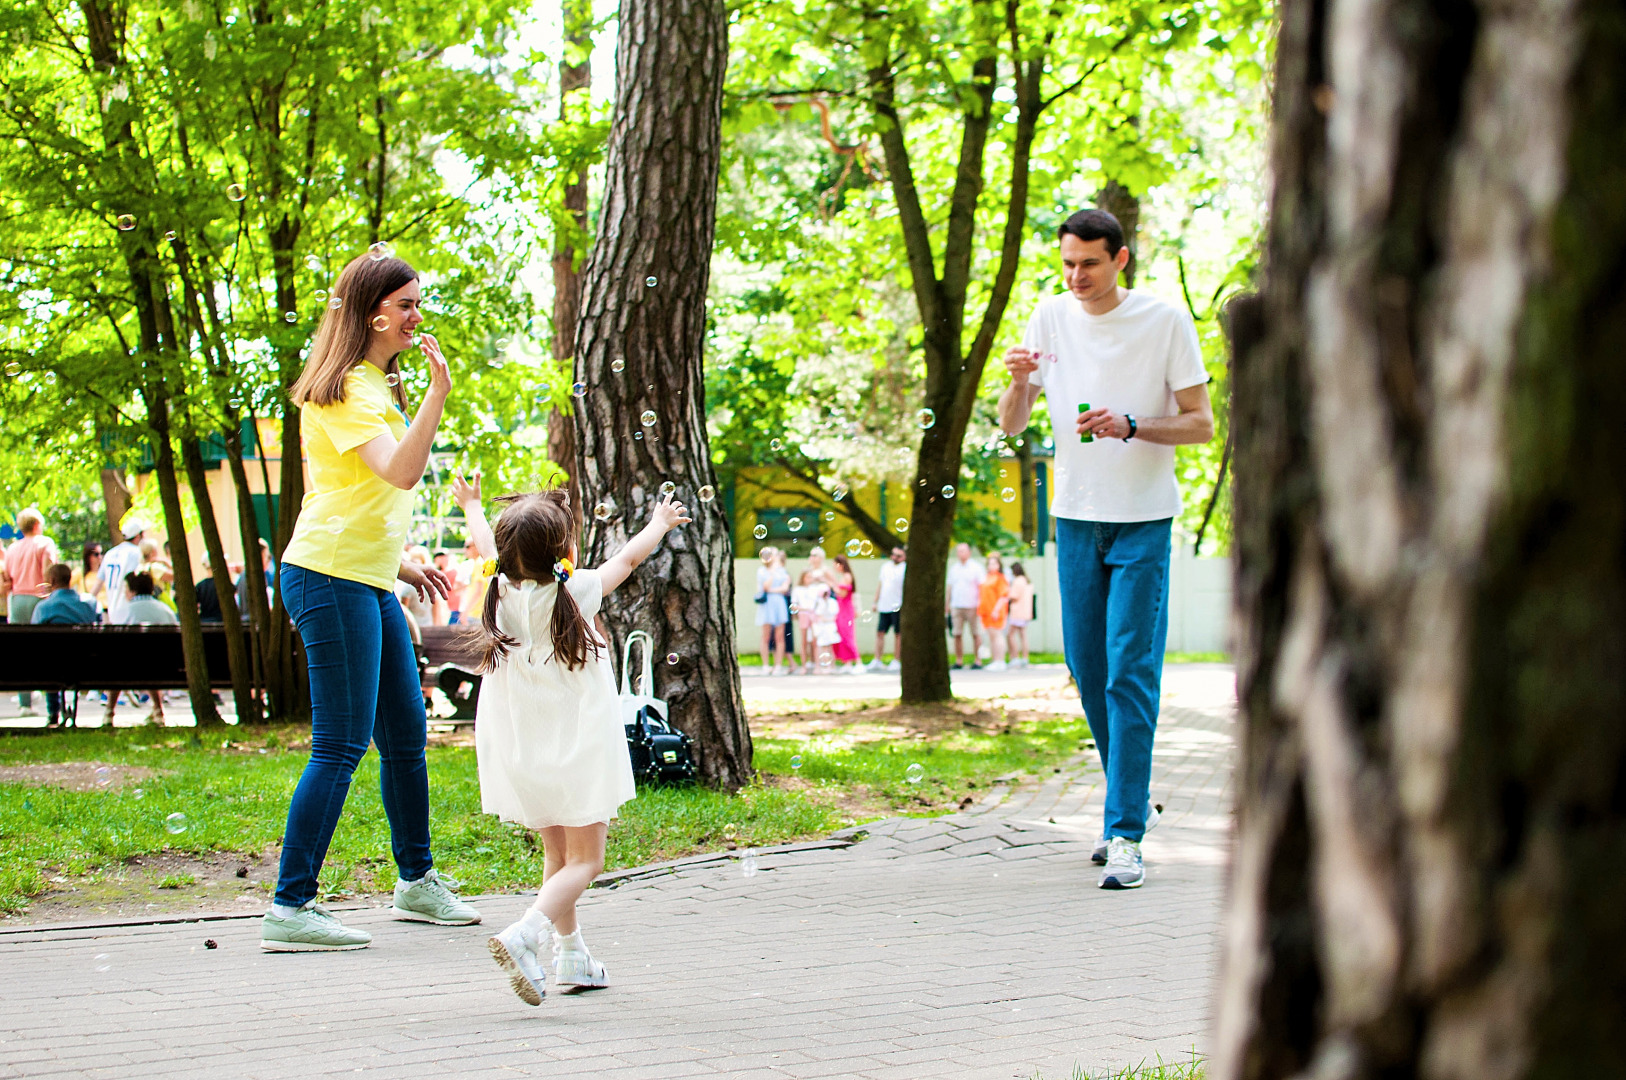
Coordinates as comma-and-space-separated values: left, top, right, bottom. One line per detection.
281, 364, 414, 591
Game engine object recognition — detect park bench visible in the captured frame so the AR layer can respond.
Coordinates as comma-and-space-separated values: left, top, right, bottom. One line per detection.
418, 625, 483, 723
0, 623, 241, 725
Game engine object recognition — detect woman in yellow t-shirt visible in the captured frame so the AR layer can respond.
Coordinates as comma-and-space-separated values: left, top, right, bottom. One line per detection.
264, 251, 480, 953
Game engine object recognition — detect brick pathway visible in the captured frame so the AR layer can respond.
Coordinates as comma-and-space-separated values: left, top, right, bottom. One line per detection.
0, 665, 1234, 1080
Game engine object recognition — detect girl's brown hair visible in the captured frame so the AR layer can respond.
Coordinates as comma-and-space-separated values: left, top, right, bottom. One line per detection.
477, 489, 601, 672
288, 253, 417, 414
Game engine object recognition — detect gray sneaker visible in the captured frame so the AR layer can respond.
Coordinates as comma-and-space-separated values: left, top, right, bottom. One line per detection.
488, 923, 547, 1006
1092, 803, 1161, 865
261, 902, 373, 952
392, 868, 482, 925
1098, 837, 1145, 889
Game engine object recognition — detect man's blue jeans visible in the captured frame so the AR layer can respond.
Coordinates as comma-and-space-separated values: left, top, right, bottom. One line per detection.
1055, 517, 1172, 841
275, 564, 433, 907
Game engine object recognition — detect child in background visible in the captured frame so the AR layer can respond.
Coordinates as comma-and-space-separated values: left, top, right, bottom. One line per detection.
790, 569, 826, 675
1006, 561, 1033, 668
977, 552, 1011, 671
476, 488, 691, 1006
811, 585, 841, 669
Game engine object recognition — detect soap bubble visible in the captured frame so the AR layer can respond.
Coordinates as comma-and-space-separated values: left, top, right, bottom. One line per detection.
225, 183, 246, 202
666, 652, 678, 665
164, 812, 189, 834
370, 314, 389, 331
916, 408, 935, 430
1001, 487, 1016, 503
572, 382, 586, 397
697, 485, 716, 503
305, 255, 322, 272
328, 296, 343, 310
895, 518, 909, 533
859, 609, 874, 623
4, 362, 20, 377
93, 953, 112, 973
845, 539, 862, 557
769, 438, 784, 452
384, 373, 400, 387
283, 311, 297, 324
790, 754, 802, 771
495, 337, 510, 352
823, 511, 835, 522
133, 788, 144, 800
384, 519, 403, 538
368, 240, 391, 261
593, 502, 611, 521
633, 431, 644, 441
325, 516, 344, 535
645, 276, 657, 287
905, 763, 925, 785
315, 289, 328, 302
859, 540, 873, 556
741, 850, 758, 878
941, 485, 956, 499
753, 525, 768, 540
659, 481, 676, 498
722, 823, 738, 841
116, 214, 136, 231
611, 357, 626, 373
787, 517, 802, 533
95, 766, 112, 787
162, 230, 177, 242
640, 410, 657, 427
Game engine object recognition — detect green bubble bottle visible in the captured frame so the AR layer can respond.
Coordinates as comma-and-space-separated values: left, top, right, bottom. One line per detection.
1078, 401, 1093, 443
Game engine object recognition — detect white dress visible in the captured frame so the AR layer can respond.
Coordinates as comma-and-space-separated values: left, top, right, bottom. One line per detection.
475, 569, 636, 829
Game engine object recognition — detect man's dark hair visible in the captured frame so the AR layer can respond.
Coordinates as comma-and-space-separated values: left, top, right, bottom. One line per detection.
1057, 208, 1125, 256
125, 571, 156, 596
47, 563, 72, 590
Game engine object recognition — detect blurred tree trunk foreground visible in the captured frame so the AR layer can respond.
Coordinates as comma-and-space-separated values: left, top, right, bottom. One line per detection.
571, 0, 751, 786
1217, 0, 1626, 1077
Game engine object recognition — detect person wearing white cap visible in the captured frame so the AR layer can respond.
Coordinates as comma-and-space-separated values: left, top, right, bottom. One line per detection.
100, 517, 147, 624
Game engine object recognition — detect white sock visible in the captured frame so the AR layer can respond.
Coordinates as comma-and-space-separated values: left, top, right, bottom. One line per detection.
270, 903, 302, 919
518, 908, 552, 946
555, 928, 585, 954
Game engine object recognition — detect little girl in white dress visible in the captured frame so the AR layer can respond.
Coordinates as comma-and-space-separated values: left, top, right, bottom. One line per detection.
475, 487, 691, 1005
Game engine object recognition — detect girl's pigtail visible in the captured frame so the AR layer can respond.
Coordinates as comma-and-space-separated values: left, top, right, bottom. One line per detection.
477, 566, 521, 672
550, 572, 604, 670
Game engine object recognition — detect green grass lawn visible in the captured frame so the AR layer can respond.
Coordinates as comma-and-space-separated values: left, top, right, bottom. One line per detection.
1034, 1055, 1205, 1080
0, 708, 1090, 916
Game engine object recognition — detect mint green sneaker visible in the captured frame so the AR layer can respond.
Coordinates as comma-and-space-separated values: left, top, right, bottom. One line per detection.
260, 903, 373, 952
392, 868, 481, 925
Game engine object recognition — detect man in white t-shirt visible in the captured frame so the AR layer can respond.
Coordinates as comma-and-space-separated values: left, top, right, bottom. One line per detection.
99, 518, 148, 624
943, 543, 987, 669
998, 208, 1213, 891
869, 545, 907, 671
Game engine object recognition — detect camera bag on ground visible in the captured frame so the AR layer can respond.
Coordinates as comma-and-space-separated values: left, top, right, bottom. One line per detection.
618, 630, 697, 785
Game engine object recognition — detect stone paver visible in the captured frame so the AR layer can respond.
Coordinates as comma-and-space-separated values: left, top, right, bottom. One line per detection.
0, 664, 1234, 1079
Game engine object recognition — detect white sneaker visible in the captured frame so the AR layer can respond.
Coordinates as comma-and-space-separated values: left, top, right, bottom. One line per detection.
847, 664, 864, 676
1098, 837, 1145, 889
887, 659, 901, 673
553, 932, 610, 993
1093, 803, 1160, 864
488, 922, 547, 1006
986, 660, 1007, 672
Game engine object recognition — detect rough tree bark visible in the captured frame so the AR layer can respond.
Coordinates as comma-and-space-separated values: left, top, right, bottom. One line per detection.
1094, 180, 1140, 286
572, 0, 751, 787
181, 437, 257, 724
548, 0, 592, 504
1215, 0, 1626, 1077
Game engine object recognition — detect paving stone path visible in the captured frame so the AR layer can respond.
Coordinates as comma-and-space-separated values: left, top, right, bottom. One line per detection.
0, 665, 1234, 1080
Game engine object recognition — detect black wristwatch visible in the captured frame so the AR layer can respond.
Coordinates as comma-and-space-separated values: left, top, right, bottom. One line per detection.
1123, 414, 1137, 441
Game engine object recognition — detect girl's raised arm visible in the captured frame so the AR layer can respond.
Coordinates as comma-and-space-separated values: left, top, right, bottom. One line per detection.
598, 493, 691, 597
452, 473, 496, 559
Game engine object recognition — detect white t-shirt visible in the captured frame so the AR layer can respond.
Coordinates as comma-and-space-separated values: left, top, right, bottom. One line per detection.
99, 540, 144, 622
1024, 290, 1209, 522
876, 561, 906, 613
945, 559, 985, 609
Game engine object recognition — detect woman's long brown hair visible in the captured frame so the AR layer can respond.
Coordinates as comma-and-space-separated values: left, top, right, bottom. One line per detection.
477, 489, 601, 672
288, 252, 417, 414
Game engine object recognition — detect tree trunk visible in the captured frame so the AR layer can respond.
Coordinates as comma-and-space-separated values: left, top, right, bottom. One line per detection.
548, 0, 592, 504
180, 436, 258, 724
572, 0, 749, 787
99, 465, 130, 543
1094, 180, 1140, 287
269, 405, 307, 719
1214, 1, 1626, 1077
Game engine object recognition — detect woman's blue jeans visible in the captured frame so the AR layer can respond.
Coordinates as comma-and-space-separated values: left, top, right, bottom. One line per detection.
275, 564, 433, 907
1054, 517, 1172, 842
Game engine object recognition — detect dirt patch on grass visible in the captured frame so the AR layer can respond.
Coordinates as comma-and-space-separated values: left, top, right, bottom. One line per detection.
750, 699, 1067, 742
9, 849, 282, 927
0, 762, 160, 792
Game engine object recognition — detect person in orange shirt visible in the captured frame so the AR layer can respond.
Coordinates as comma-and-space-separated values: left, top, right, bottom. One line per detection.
977, 552, 1011, 672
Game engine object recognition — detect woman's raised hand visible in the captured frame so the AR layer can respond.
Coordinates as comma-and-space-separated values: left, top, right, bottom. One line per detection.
419, 332, 452, 400
651, 491, 692, 532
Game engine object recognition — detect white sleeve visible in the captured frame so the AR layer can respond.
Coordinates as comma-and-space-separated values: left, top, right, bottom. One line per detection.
1167, 308, 1209, 392
568, 568, 604, 621
1021, 306, 1047, 390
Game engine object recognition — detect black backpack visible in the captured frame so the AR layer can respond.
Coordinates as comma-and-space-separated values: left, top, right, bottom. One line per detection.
618, 631, 697, 785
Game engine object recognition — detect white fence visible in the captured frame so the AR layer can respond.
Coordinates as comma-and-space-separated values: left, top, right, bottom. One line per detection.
730, 543, 1231, 657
